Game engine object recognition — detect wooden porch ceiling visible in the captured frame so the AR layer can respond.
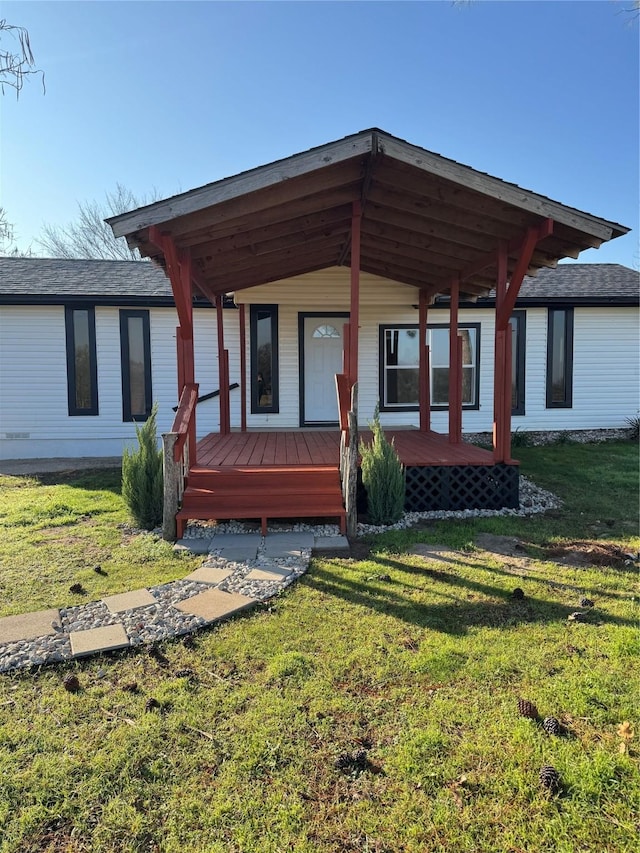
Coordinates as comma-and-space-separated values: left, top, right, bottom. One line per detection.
108, 129, 629, 302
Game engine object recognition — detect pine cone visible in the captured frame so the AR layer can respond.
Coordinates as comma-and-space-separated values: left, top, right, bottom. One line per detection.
121, 681, 139, 693
542, 716, 562, 735
580, 597, 594, 608
518, 698, 539, 719
539, 764, 561, 794
63, 673, 80, 693
145, 697, 161, 712
69, 583, 86, 595
174, 668, 194, 679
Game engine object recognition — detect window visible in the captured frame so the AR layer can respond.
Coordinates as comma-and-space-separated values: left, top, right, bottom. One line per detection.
65, 306, 98, 416
120, 310, 152, 421
379, 324, 480, 410
250, 305, 279, 413
546, 308, 573, 408
511, 311, 526, 416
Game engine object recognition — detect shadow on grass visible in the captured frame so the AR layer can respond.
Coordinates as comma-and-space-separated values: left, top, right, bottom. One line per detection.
378, 552, 636, 603
304, 557, 636, 636
35, 467, 122, 495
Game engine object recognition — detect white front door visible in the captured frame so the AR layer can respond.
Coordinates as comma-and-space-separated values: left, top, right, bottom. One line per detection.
302, 316, 346, 423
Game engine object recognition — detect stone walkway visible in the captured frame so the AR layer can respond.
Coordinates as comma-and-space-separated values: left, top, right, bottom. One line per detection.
0, 531, 349, 674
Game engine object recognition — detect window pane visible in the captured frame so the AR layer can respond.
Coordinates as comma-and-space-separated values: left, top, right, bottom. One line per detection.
386, 367, 419, 405
127, 316, 147, 418
313, 324, 340, 338
550, 312, 566, 403
256, 311, 273, 407
430, 328, 448, 365
73, 310, 92, 410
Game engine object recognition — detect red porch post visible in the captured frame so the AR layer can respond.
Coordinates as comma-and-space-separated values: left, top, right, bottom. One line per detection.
150, 226, 197, 465
419, 288, 431, 432
349, 201, 361, 387
448, 277, 462, 444
493, 243, 508, 461
216, 294, 230, 435
239, 303, 247, 432
492, 220, 553, 462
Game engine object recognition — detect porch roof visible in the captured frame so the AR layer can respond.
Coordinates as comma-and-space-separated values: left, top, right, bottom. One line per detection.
107, 128, 629, 302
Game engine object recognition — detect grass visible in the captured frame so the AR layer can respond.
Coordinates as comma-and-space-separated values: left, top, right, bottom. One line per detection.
0, 468, 201, 617
0, 442, 638, 852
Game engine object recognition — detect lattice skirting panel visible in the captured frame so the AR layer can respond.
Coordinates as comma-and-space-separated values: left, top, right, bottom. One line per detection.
402, 464, 519, 512
356, 464, 519, 514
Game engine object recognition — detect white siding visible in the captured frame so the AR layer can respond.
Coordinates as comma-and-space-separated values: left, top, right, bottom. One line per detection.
2, 271, 637, 460
0, 304, 237, 459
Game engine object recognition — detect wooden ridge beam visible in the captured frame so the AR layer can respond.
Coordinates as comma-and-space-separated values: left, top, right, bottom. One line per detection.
186, 205, 354, 256
149, 161, 365, 241
191, 220, 351, 266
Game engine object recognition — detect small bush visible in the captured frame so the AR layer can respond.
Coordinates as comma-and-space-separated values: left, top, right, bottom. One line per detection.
359, 406, 405, 525
625, 415, 640, 442
511, 428, 531, 448
122, 403, 163, 530
555, 431, 575, 446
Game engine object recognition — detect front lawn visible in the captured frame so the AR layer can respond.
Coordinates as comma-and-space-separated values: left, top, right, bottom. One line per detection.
0, 442, 637, 852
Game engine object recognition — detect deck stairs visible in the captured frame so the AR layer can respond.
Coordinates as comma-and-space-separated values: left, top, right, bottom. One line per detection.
176, 465, 346, 537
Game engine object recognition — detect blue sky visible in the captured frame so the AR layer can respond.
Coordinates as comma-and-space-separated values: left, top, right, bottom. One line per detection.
1, 1, 638, 267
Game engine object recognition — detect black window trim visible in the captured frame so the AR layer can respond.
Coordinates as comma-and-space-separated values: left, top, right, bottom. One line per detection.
378, 322, 481, 412
120, 309, 153, 422
64, 304, 99, 416
249, 304, 279, 414
546, 307, 574, 409
511, 310, 526, 417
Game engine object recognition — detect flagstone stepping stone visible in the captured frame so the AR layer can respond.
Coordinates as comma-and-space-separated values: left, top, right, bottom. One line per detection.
0, 609, 61, 644
103, 589, 156, 614
245, 566, 293, 581
174, 538, 212, 554
183, 566, 234, 585
263, 532, 315, 557
70, 623, 129, 657
314, 535, 350, 551
173, 588, 256, 622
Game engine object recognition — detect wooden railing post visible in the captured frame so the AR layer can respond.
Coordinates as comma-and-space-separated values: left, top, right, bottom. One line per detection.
162, 432, 180, 541
345, 382, 359, 538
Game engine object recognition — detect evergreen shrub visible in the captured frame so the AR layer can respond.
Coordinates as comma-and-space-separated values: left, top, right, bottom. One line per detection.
359, 406, 405, 525
122, 403, 163, 530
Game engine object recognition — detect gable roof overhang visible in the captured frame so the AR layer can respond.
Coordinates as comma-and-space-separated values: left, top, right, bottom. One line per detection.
107, 129, 630, 303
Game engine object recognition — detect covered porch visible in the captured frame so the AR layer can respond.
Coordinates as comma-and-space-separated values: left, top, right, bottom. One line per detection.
107, 129, 627, 539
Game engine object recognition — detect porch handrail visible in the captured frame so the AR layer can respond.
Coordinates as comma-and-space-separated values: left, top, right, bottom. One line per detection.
171, 383, 199, 463
162, 381, 199, 541
171, 383, 239, 412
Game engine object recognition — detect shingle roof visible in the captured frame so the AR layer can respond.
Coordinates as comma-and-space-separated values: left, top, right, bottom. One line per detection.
0, 257, 174, 304
0, 256, 637, 307
471, 263, 639, 306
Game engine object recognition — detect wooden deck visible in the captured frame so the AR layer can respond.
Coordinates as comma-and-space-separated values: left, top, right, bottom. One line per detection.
194, 429, 497, 469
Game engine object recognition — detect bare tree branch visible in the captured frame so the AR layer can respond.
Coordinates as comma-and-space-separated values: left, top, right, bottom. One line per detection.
38, 183, 161, 261
0, 19, 45, 97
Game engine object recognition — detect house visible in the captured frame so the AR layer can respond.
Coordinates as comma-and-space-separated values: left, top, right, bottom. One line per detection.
1, 130, 636, 535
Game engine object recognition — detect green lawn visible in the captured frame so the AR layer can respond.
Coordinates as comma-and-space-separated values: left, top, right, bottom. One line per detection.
0, 468, 201, 618
0, 442, 638, 852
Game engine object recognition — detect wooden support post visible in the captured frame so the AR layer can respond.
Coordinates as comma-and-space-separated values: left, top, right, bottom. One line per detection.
345, 382, 358, 538
501, 323, 513, 462
493, 243, 508, 461
215, 295, 229, 435
162, 432, 179, 541
448, 277, 462, 444
239, 304, 247, 432
419, 289, 430, 432
349, 201, 361, 386
223, 349, 231, 435
343, 323, 351, 377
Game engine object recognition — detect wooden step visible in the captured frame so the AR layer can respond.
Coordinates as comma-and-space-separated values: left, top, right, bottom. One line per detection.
188, 466, 340, 491
176, 464, 346, 538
